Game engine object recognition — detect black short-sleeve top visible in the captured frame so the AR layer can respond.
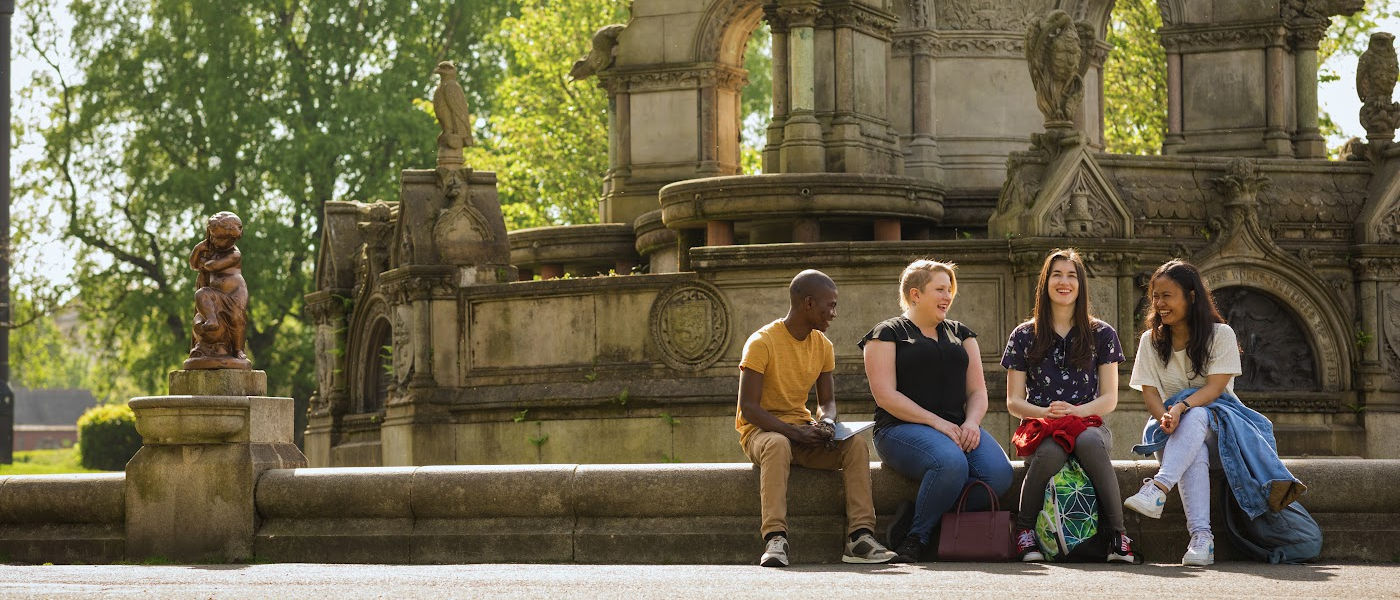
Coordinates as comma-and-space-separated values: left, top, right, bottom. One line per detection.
858, 316, 977, 433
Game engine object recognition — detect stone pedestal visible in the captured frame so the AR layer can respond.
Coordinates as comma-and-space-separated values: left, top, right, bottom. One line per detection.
125, 369, 306, 562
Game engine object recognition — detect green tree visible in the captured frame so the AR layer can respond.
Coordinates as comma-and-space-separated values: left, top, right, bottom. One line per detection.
1102, 0, 1166, 155
8, 298, 92, 391
467, 0, 629, 229
18, 0, 518, 402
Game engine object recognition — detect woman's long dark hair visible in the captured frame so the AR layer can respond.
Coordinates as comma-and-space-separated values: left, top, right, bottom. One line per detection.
1145, 260, 1225, 377
1028, 249, 1096, 371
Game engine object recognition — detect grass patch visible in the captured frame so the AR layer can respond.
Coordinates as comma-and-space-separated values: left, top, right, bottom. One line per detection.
0, 447, 106, 475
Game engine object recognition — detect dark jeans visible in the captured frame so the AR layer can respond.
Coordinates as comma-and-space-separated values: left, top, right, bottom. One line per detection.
874, 423, 1014, 544
1013, 425, 1126, 533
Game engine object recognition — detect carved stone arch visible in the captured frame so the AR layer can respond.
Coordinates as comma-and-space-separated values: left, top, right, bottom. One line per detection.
1024, 147, 1133, 238
1197, 260, 1352, 392
346, 295, 394, 414
692, 0, 766, 67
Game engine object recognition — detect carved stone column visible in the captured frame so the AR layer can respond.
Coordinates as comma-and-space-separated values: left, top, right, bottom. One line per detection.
1353, 255, 1400, 458
1292, 22, 1328, 158
1265, 26, 1292, 157
1163, 43, 1184, 151
765, 6, 790, 172
903, 35, 939, 181
779, 4, 825, 173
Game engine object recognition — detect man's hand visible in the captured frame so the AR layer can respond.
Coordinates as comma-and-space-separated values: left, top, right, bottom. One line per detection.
788, 423, 829, 446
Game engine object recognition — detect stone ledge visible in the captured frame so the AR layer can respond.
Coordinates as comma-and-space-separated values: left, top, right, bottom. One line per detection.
253, 459, 1400, 564
2, 461, 1394, 564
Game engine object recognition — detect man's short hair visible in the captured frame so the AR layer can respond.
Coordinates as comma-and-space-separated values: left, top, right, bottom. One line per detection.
789, 269, 836, 305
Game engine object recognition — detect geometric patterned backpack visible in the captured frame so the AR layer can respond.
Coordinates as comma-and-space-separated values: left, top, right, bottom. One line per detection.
1033, 457, 1106, 561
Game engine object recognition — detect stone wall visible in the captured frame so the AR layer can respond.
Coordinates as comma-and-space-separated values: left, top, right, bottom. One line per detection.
3, 460, 1397, 564
0, 474, 125, 563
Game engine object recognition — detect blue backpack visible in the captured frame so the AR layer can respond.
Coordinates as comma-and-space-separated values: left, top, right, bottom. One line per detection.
1223, 492, 1323, 564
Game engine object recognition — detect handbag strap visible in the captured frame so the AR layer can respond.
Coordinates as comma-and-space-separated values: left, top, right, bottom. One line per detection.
953, 479, 1001, 513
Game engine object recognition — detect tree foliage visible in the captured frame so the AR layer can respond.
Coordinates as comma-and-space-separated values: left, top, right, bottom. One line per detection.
466, 0, 628, 229
18, 0, 517, 402
1102, 0, 1166, 155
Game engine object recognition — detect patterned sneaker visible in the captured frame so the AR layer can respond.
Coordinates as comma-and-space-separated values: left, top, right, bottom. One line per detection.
760, 535, 789, 567
1123, 478, 1167, 519
1107, 531, 1137, 564
842, 532, 897, 564
890, 534, 924, 563
1016, 528, 1045, 562
1182, 531, 1214, 566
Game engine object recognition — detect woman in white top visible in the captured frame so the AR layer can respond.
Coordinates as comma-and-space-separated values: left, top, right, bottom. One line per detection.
1124, 260, 1241, 567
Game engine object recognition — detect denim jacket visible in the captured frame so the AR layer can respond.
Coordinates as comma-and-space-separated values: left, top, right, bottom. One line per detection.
1133, 388, 1306, 519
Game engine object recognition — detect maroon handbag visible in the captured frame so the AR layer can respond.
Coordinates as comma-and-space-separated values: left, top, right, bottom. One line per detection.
936, 479, 1013, 561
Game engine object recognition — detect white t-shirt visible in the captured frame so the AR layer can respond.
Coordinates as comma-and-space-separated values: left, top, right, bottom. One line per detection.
1129, 323, 1242, 399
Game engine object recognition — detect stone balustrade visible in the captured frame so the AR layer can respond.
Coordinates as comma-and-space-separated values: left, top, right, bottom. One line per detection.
508, 223, 641, 279
659, 173, 945, 245
4, 459, 1395, 564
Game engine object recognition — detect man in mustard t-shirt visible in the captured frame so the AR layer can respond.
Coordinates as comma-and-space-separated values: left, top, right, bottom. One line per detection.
737, 269, 895, 567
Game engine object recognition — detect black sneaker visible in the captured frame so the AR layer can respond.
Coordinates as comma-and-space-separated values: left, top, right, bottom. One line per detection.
1107, 531, 1137, 564
890, 533, 924, 563
1015, 528, 1045, 562
886, 500, 914, 549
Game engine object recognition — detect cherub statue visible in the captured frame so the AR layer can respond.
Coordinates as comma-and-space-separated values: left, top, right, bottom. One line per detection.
183, 211, 251, 370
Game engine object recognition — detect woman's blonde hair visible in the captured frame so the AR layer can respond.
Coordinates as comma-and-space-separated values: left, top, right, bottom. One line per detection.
899, 259, 957, 311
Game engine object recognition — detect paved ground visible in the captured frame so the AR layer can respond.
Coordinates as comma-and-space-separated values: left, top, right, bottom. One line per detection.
1, 562, 1396, 599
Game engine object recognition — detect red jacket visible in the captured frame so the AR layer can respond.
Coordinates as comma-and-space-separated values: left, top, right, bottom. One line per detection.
1012, 415, 1104, 457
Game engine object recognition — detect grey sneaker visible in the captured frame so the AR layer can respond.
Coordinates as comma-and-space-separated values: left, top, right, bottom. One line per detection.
1124, 478, 1167, 519
1182, 531, 1214, 566
842, 531, 897, 564
760, 535, 789, 567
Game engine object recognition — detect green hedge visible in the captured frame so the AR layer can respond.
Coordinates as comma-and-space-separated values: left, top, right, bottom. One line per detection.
77, 404, 142, 471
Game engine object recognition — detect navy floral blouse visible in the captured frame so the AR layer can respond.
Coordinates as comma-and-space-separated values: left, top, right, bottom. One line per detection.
999, 319, 1124, 407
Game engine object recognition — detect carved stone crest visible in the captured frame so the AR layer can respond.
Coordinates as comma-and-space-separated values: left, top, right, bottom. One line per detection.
649, 283, 731, 372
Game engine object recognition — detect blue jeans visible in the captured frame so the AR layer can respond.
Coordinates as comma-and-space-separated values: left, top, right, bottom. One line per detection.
875, 423, 1013, 544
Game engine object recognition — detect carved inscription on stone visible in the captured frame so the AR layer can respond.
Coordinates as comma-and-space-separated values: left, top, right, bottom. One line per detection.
650, 283, 731, 372
1214, 287, 1318, 391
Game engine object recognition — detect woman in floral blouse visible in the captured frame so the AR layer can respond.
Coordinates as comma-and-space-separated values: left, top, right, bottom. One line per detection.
1001, 249, 1134, 563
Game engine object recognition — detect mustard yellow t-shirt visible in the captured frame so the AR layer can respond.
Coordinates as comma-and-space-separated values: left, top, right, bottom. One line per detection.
735, 319, 836, 447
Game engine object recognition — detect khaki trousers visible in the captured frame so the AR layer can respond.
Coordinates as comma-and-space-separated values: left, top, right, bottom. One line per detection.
742, 430, 877, 538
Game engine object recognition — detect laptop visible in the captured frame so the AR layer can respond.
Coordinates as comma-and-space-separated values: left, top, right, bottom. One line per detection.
831, 420, 876, 441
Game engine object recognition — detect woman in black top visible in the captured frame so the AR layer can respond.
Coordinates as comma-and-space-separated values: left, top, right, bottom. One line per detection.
860, 259, 1013, 562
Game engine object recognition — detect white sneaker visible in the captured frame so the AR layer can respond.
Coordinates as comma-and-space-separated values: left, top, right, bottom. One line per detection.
760, 535, 789, 567
1123, 478, 1167, 519
842, 532, 897, 564
1182, 531, 1215, 566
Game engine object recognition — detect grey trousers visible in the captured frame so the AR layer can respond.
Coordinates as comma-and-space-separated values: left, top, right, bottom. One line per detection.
1014, 425, 1126, 533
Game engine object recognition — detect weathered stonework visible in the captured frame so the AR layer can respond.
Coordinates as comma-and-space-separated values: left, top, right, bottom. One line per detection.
306, 0, 1400, 466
